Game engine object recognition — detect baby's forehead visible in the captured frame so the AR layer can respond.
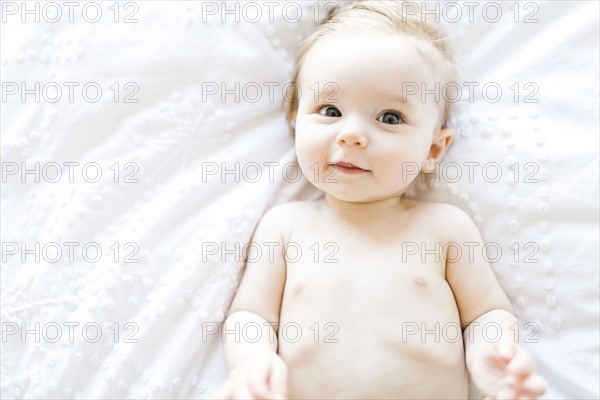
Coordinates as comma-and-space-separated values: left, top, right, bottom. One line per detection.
299, 33, 445, 86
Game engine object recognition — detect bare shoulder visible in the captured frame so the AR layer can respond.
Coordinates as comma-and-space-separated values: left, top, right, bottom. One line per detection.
406, 200, 480, 241
258, 201, 320, 239
406, 199, 468, 218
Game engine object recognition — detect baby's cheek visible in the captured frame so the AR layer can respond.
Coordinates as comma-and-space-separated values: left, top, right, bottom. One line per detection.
382, 156, 422, 190
385, 152, 418, 174
295, 139, 324, 181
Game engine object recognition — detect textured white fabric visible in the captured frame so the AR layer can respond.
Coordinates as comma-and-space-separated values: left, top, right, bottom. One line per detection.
1, 1, 598, 399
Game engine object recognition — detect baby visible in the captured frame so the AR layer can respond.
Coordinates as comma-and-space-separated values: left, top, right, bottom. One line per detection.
213, 1, 546, 399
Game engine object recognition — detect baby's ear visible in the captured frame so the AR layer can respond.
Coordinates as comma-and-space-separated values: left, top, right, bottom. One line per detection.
427, 127, 454, 162
288, 111, 297, 137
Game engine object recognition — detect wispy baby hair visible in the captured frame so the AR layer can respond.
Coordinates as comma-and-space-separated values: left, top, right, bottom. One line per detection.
285, 0, 459, 133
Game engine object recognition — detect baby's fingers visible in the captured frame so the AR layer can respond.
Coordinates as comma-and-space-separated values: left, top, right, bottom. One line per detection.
483, 342, 517, 371
508, 373, 546, 399
505, 349, 536, 380
246, 371, 272, 400
495, 342, 517, 364
230, 370, 260, 400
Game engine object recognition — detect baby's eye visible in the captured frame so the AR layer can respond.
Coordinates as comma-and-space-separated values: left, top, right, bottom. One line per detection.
318, 105, 342, 118
377, 111, 403, 125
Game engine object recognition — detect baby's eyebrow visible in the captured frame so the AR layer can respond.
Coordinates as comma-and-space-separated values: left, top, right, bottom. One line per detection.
310, 86, 415, 108
382, 92, 414, 107
312, 86, 340, 103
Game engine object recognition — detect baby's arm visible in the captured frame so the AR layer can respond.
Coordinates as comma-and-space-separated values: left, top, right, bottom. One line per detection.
212, 206, 290, 400
463, 310, 546, 399
443, 206, 546, 399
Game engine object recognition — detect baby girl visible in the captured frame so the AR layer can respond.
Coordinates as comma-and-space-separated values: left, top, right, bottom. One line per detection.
214, 1, 546, 399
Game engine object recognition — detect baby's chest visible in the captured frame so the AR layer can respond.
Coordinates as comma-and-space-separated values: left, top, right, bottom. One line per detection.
281, 229, 455, 317
285, 227, 447, 280
279, 231, 462, 368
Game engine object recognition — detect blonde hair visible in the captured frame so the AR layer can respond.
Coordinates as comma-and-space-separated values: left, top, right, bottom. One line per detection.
285, 0, 459, 133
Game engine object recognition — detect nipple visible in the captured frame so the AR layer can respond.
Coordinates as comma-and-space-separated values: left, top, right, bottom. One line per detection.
414, 276, 427, 287
291, 282, 304, 296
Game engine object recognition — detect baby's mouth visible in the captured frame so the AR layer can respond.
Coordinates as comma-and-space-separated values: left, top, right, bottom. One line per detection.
331, 162, 370, 174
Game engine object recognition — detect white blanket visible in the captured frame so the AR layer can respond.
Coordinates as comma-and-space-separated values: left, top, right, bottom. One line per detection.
1, 1, 598, 399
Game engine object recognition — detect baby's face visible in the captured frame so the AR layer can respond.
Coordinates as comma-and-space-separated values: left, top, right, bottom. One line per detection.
294, 33, 445, 203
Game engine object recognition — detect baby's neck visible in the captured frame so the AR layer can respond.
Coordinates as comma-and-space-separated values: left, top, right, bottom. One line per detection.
322, 194, 412, 221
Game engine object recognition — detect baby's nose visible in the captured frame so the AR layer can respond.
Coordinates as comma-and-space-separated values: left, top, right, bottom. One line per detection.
336, 131, 367, 147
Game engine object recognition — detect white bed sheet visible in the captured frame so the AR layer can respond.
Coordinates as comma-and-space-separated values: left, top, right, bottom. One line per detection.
1, 1, 598, 399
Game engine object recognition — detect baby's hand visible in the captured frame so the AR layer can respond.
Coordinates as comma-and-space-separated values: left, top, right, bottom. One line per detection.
470, 342, 546, 400
210, 352, 288, 400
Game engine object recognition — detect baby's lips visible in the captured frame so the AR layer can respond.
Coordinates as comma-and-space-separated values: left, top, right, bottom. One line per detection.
331, 161, 369, 171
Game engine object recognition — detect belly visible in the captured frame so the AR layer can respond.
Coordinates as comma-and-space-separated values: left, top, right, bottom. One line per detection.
277, 262, 468, 399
